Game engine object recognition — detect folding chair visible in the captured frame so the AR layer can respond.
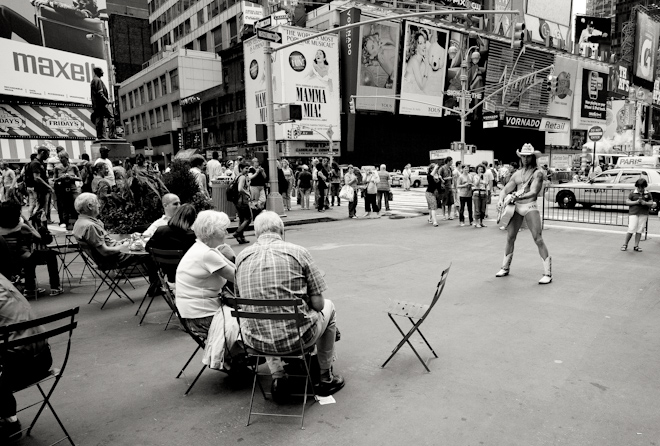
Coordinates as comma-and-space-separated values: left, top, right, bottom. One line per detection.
76, 239, 135, 309
227, 297, 317, 429
141, 248, 184, 326
381, 264, 451, 373
4, 232, 49, 301
0, 306, 80, 446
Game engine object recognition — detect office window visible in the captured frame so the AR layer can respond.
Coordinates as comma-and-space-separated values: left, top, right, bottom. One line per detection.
121, 95, 127, 112
160, 74, 167, 95
228, 17, 237, 41
149, 110, 155, 126
139, 86, 145, 104
183, 0, 191, 10
212, 25, 223, 53
147, 83, 153, 101
136, 114, 142, 131
184, 18, 191, 35
170, 69, 179, 91
208, 0, 219, 19
197, 8, 204, 25
141, 113, 147, 130
219, 0, 227, 12
172, 102, 181, 118
156, 107, 162, 123
198, 35, 207, 52
163, 105, 169, 121
131, 117, 137, 133
129, 92, 134, 108
173, 26, 179, 41
124, 120, 130, 135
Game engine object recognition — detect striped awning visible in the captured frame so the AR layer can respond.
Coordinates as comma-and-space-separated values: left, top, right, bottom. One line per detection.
0, 139, 92, 162
0, 103, 95, 139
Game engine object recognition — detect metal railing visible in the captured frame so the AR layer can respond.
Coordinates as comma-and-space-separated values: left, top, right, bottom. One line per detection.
542, 185, 648, 238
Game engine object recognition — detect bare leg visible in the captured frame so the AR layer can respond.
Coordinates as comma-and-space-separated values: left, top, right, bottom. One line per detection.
623, 233, 632, 248
524, 211, 549, 259
496, 212, 523, 277
634, 233, 642, 248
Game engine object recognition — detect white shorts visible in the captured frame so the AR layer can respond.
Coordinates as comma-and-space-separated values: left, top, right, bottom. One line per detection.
627, 214, 648, 234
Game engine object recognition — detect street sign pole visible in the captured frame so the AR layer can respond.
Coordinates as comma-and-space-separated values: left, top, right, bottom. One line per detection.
264, 41, 285, 215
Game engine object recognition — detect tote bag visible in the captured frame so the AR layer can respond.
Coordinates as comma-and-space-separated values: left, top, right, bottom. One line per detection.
339, 185, 354, 201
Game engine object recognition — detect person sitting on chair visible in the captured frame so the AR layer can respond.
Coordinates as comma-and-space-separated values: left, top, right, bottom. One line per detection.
145, 204, 197, 283
235, 211, 345, 399
142, 194, 181, 238
72, 193, 156, 287
0, 273, 53, 442
0, 202, 62, 297
174, 210, 236, 341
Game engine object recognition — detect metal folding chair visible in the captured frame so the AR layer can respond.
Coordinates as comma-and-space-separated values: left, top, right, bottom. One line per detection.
4, 232, 49, 301
227, 297, 317, 429
141, 248, 184, 326
76, 239, 135, 309
381, 264, 451, 373
0, 307, 80, 446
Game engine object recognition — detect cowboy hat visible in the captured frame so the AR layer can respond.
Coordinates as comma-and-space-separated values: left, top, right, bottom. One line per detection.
516, 143, 542, 158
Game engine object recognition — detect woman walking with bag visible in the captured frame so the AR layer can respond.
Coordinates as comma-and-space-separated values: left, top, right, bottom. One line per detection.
425, 164, 441, 227
456, 165, 473, 227
473, 164, 490, 228
363, 168, 380, 219
343, 165, 359, 219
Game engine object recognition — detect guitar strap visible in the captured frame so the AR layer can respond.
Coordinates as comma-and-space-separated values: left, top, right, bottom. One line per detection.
519, 168, 538, 195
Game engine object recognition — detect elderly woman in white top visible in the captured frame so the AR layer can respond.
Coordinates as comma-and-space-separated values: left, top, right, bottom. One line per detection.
175, 210, 236, 340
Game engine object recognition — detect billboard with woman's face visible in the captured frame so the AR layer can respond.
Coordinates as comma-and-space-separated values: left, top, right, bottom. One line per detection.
399, 21, 449, 117
0, 0, 108, 105
355, 21, 400, 113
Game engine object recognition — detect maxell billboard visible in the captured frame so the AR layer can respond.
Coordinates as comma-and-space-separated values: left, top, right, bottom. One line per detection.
0, 0, 109, 105
244, 26, 340, 145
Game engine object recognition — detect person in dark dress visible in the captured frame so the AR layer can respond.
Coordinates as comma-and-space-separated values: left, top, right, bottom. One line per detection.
146, 204, 197, 283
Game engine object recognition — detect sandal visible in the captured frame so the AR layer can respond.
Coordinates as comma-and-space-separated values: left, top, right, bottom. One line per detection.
621, 245, 627, 251
633, 246, 642, 252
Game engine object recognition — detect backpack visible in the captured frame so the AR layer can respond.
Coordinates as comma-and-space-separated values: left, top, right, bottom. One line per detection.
226, 175, 240, 203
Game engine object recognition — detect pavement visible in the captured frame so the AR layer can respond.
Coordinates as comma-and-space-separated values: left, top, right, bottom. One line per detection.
15, 195, 660, 446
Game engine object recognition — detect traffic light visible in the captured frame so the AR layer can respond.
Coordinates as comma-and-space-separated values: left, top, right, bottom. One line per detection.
547, 74, 558, 96
511, 22, 526, 49
274, 104, 303, 122
348, 97, 356, 114
255, 124, 267, 141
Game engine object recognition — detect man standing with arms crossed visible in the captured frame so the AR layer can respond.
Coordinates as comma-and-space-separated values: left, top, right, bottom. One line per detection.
495, 144, 552, 284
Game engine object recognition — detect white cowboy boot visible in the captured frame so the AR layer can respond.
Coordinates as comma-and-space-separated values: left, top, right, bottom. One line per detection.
495, 254, 513, 277
539, 256, 552, 284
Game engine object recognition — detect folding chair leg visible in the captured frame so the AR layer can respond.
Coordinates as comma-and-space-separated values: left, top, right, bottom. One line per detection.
409, 318, 438, 358
164, 311, 175, 331
28, 380, 75, 445
381, 315, 431, 372
176, 346, 201, 379
299, 353, 317, 429
138, 294, 158, 325
184, 365, 207, 396
247, 359, 260, 426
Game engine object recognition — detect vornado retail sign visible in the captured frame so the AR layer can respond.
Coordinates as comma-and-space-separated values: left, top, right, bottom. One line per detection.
1, 39, 108, 105
504, 115, 541, 130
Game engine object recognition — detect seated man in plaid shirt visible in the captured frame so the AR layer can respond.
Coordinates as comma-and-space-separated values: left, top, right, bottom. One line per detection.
235, 211, 344, 399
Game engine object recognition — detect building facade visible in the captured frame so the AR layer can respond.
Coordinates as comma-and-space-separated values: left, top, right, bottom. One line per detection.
118, 49, 223, 160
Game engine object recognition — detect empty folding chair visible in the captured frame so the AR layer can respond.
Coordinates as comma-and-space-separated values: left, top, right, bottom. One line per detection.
381, 264, 451, 373
0, 307, 80, 446
227, 297, 317, 429
76, 239, 135, 309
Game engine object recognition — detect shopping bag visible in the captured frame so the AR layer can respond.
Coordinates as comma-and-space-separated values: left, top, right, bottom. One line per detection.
339, 185, 354, 201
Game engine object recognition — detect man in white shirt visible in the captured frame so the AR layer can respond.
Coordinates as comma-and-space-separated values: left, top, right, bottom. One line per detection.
93, 146, 116, 187
206, 151, 223, 182
190, 156, 210, 198
1, 162, 16, 203
142, 193, 181, 237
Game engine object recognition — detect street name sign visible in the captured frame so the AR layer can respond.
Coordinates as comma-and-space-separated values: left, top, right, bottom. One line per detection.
255, 16, 271, 29
255, 11, 289, 29
256, 28, 282, 43
588, 126, 603, 142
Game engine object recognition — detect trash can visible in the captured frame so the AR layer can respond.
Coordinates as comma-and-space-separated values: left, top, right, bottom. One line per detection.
211, 179, 237, 219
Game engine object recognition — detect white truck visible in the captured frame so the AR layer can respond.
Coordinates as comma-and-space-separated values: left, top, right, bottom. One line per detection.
429, 149, 495, 167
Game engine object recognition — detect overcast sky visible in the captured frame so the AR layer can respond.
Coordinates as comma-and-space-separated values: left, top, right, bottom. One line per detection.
574, 0, 587, 15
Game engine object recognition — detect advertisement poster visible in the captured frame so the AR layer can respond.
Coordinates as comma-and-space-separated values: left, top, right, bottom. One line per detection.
524, 14, 569, 49
399, 22, 449, 117
0, 0, 109, 105
0, 138, 92, 161
339, 8, 360, 152
443, 31, 488, 119
0, 104, 95, 139
608, 64, 630, 98
572, 62, 608, 129
244, 26, 340, 145
547, 56, 576, 118
355, 21, 400, 112
634, 11, 660, 83
574, 15, 611, 60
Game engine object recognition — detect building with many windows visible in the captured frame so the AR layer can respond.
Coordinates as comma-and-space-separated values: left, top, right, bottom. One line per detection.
118, 48, 222, 161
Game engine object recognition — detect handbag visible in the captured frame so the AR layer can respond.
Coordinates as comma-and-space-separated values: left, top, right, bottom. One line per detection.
387, 191, 393, 201
339, 185, 354, 201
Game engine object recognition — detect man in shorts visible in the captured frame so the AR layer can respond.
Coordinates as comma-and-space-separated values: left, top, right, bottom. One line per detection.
495, 144, 552, 284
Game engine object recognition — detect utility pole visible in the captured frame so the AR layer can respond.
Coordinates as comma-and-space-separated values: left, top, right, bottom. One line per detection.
264, 41, 284, 214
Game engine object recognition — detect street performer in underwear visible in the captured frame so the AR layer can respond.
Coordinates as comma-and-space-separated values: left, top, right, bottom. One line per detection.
495, 143, 552, 284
